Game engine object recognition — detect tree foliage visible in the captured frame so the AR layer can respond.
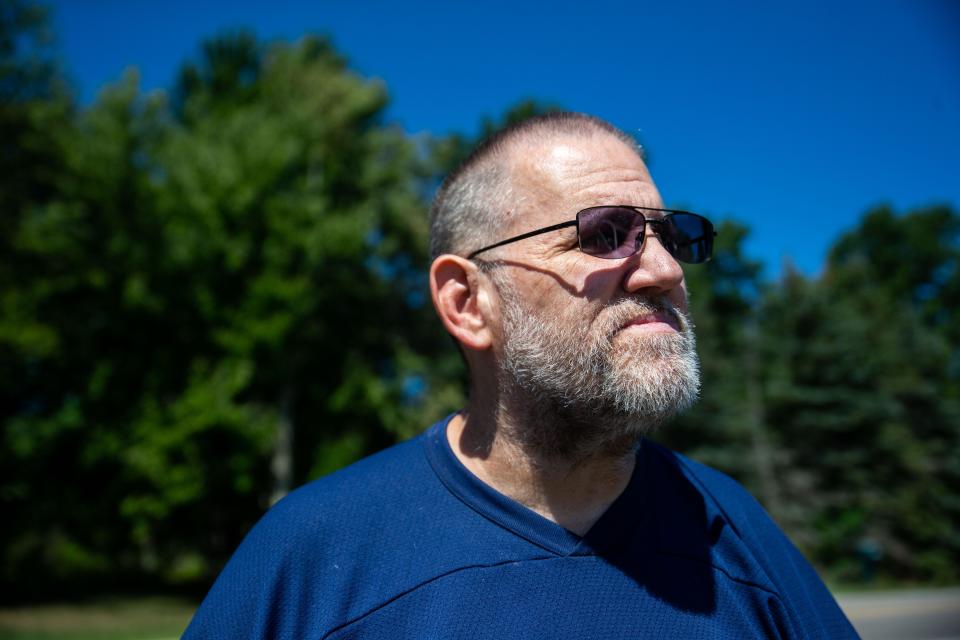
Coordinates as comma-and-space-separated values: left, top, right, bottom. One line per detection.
759, 206, 960, 582
1, 24, 462, 596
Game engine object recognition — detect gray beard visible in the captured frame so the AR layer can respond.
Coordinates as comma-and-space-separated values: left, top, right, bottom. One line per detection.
493, 276, 701, 460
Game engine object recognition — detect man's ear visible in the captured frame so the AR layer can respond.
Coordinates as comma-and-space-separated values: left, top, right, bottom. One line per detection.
429, 255, 494, 351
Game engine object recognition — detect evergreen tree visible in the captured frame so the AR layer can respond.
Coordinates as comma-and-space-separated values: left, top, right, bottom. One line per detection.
1, 28, 462, 594
760, 206, 960, 582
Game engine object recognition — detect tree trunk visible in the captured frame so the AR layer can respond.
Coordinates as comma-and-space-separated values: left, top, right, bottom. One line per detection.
270, 389, 294, 505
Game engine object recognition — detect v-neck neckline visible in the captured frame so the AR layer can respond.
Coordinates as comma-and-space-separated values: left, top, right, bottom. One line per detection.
422, 414, 652, 557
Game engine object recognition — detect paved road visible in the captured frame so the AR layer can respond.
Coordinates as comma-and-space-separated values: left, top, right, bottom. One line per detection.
837, 588, 960, 640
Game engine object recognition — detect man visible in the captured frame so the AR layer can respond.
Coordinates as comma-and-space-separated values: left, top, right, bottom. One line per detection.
183, 113, 858, 639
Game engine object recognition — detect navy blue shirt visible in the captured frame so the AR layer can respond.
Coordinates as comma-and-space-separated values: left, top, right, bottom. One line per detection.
183, 416, 858, 639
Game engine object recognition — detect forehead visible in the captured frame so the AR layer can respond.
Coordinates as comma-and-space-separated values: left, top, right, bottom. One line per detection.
505, 132, 662, 227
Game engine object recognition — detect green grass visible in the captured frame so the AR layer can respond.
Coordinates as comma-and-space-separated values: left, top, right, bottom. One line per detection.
0, 596, 195, 640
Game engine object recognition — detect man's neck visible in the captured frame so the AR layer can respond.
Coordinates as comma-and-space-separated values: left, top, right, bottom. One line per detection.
445, 409, 637, 537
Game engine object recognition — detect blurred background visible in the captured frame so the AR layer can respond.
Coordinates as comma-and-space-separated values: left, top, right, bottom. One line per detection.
1, 0, 958, 637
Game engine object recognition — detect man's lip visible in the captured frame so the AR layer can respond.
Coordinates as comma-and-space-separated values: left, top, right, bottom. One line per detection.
622, 311, 680, 332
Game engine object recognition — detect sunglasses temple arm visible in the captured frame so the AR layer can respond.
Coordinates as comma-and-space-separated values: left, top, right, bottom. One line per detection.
467, 220, 578, 259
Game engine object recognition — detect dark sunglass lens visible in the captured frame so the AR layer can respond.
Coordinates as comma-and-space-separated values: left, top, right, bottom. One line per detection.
577, 207, 644, 258
661, 213, 714, 263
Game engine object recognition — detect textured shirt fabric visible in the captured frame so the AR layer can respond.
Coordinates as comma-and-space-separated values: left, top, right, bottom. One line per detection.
183, 415, 859, 639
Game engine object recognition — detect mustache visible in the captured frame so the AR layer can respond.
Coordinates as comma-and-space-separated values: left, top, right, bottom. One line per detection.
598, 296, 690, 340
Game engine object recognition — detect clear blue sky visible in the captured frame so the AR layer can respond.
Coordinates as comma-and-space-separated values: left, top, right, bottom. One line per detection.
47, 0, 960, 278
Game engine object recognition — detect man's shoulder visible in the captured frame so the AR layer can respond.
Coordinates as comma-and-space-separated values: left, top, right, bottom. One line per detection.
263, 433, 430, 537
183, 430, 443, 639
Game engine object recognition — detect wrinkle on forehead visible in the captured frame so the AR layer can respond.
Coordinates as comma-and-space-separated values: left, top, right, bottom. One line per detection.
509, 135, 661, 214
530, 142, 644, 186
571, 182, 663, 211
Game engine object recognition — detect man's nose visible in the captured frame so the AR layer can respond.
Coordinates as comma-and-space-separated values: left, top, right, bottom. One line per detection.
621, 234, 685, 295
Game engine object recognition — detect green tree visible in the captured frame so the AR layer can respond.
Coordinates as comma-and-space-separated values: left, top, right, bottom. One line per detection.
0, 0, 84, 595
759, 206, 960, 583
828, 205, 960, 373
1, 28, 463, 595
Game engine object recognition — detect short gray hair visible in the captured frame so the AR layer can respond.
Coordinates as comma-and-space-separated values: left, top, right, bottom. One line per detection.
428, 112, 639, 261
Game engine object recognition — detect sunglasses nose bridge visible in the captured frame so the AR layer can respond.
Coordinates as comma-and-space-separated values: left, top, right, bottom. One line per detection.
644, 217, 665, 237
637, 227, 672, 262
636, 217, 668, 255
634, 218, 650, 256
633, 218, 694, 269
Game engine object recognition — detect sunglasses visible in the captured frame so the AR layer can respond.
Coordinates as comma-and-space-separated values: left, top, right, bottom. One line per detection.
467, 205, 716, 263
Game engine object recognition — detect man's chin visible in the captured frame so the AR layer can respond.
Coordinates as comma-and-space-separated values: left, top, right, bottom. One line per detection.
604, 351, 701, 421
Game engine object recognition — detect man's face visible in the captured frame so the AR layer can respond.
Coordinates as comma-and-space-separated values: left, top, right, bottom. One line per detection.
481, 133, 700, 453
